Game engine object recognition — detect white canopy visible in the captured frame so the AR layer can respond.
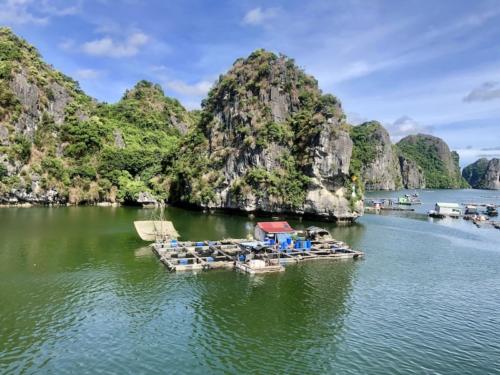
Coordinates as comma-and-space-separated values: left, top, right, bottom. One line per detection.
134, 221, 180, 241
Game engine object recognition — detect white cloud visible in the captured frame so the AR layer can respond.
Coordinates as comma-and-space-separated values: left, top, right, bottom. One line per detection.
39, 0, 80, 16
463, 81, 500, 102
242, 7, 279, 26
82, 32, 150, 58
0, 0, 49, 25
58, 38, 75, 51
455, 147, 500, 167
385, 116, 434, 140
0, 0, 80, 25
347, 112, 369, 125
75, 68, 103, 80
165, 80, 212, 96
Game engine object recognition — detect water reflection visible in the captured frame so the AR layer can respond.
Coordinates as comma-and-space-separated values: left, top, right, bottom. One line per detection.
188, 260, 359, 372
134, 246, 154, 258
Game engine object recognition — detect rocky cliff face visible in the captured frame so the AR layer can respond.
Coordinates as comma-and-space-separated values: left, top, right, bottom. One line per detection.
2, 28, 470, 216
0, 28, 193, 205
350, 121, 402, 190
463, 158, 500, 190
9, 69, 74, 136
462, 158, 489, 188
396, 134, 467, 189
173, 50, 362, 220
398, 155, 426, 189
112, 80, 191, 134
483, 159, 500, 190
301, 127, 356, 218
0, 27, 92, 204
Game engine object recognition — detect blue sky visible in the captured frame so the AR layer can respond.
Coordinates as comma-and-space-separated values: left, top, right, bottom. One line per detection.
1, 0, 500, 166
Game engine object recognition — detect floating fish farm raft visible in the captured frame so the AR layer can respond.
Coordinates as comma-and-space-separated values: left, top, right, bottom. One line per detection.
140, 221, 364, 274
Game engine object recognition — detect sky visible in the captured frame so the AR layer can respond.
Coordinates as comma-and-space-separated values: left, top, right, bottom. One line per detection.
1, 0, 500, 166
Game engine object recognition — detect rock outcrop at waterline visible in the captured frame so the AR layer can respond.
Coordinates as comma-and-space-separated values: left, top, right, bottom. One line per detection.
463, 158, 500, 190
171, 50, 362, 220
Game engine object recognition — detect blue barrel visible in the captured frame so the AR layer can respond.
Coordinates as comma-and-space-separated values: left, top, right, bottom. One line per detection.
269, 239, 275, 245
286, 237, 292, 245
171, 240, 178, 247
195, 241, 204, 247
179, 258, 188, 265
294, 241, 300, 249
207, 256, 214, 262
306, 240, 311, 249
239, 255, 246, 261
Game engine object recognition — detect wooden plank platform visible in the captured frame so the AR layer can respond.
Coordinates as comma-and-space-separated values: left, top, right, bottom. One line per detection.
151, 237, 363, 273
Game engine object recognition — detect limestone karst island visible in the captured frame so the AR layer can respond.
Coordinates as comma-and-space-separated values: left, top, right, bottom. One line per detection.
1, 1, 499, 374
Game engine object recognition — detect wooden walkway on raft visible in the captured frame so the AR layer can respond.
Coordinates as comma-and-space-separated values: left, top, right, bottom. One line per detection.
151, 238, 364, 273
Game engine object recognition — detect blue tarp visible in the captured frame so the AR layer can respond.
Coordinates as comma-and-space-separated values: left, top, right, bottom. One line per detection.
276, 233, 292, 244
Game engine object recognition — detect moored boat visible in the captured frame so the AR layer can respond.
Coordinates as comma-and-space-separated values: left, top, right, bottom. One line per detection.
428, 202, 461, 218
485, 204, 498, 217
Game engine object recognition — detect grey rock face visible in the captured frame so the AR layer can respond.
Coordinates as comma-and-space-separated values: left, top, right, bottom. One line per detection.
462, 158, 499, 189
47, 82, 71, 125
0, 125, 9, 145
113, 129, 126, 149
10, 71, 40, 137
482, 158, 500, 190
1, 187, 62, 204
137, 191, 157, 204
198, 52, 360, 220
354, 123, 401, 190
170, 115, 189, 135
9, 70, 72, 137
303, 127, 359, 219
399, 156, 426, 189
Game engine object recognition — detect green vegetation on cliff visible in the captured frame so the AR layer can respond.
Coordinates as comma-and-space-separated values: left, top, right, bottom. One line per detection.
396, 134, 468, 189
462, 158, 500, 189
0, 27, 193, 204
0, 28, 467, 213
178, 49, 350, 211
349, 121, 380, 176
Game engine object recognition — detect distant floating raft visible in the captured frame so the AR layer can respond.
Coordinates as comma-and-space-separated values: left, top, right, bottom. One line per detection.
134, 220, 180, 241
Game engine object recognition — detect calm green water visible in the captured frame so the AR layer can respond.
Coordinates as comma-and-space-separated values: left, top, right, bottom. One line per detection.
1, 190, 500, 374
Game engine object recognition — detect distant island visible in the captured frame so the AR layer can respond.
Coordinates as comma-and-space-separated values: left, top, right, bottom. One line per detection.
462, 158, 500, 190
2, 27, 493, 221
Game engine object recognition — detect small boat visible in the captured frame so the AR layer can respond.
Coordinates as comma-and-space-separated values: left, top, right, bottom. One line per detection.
305, 226, 333, 241
398, 195, 421, 205
485, 205, 498, 217
429, 202, 461, 218
465, 205, 478, 215
428, 210, 444, 219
